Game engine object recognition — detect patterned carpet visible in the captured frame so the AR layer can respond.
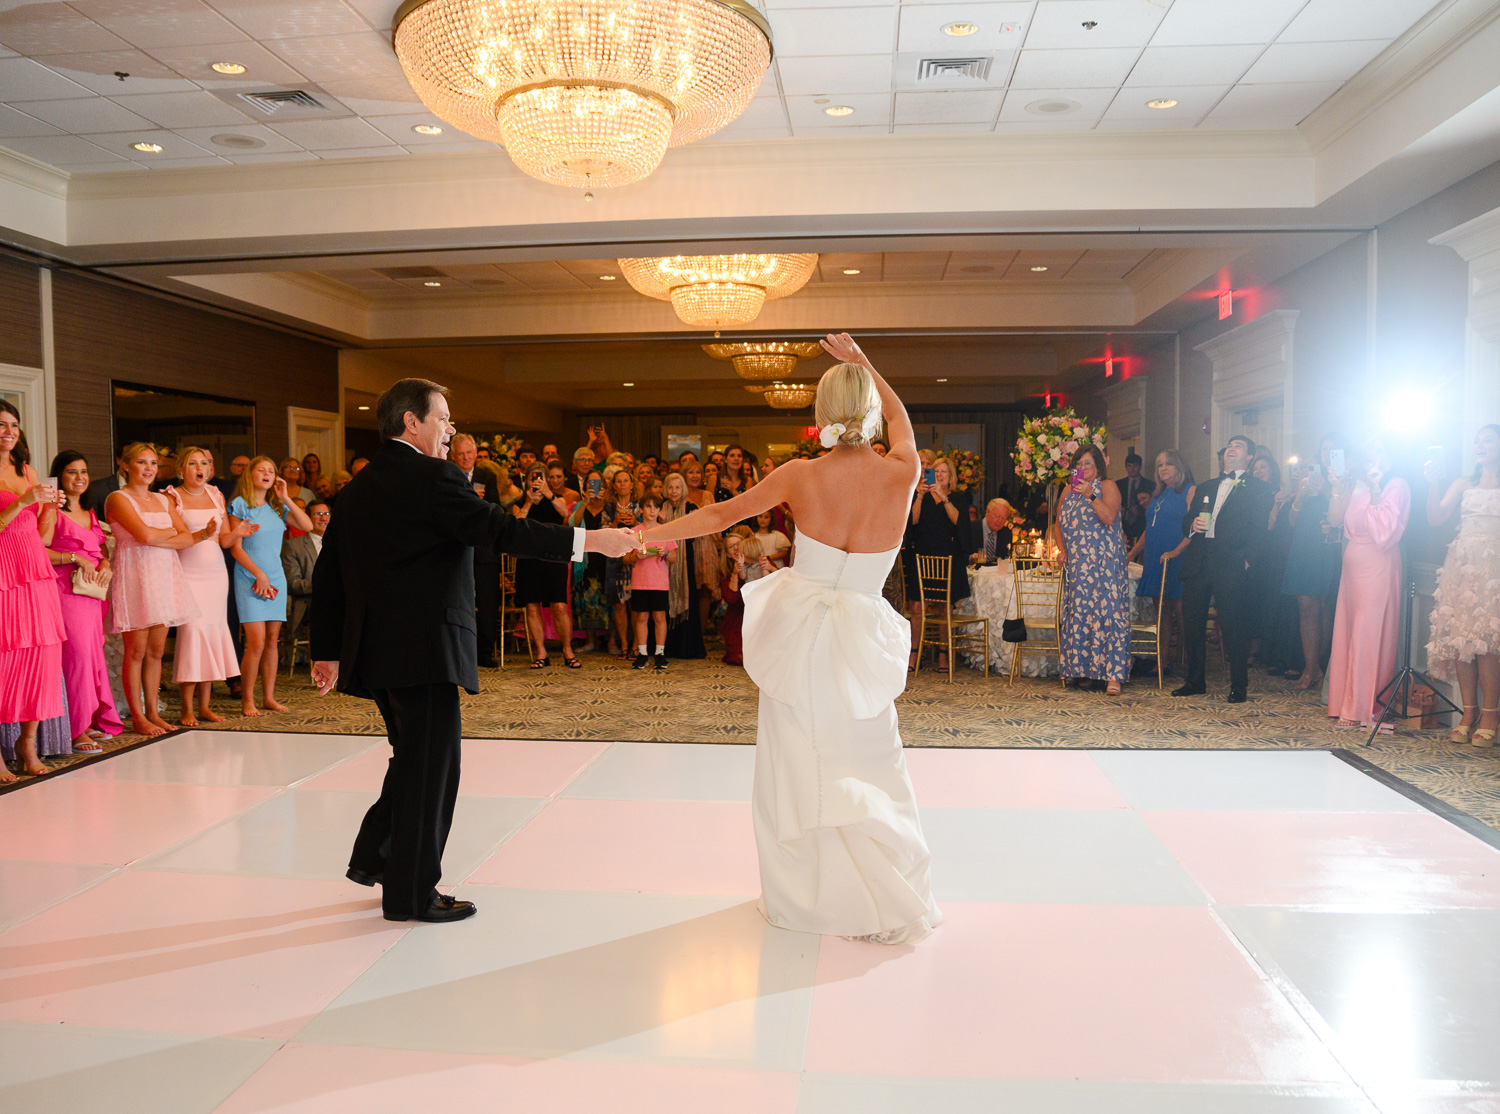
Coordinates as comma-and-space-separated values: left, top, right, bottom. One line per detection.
9, 648, 1499, 831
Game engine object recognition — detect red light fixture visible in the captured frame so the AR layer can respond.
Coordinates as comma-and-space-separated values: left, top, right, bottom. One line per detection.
1218, 290, 1234, 320
1105, 357, 1115, 378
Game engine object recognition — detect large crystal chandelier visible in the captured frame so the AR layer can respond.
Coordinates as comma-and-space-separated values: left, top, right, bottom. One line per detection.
704, 340, 823, 380
745, 382, 817, 409
618, 254, 818, 326
392, 0, 773, 190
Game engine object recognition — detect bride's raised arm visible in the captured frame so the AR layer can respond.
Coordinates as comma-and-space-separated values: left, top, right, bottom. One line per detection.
641, 462, 802, 545
820, 333, 918, 476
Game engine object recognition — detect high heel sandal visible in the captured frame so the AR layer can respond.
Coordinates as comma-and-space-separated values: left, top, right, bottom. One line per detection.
1473, 708, 1499, 748
1449, 704, 1479, 744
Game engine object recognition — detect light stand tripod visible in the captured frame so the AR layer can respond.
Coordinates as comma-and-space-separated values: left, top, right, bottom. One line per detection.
1365, 561, 1461, 746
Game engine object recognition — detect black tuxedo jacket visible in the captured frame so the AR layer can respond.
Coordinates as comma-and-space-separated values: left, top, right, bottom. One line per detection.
310, 440, 574, 698
1179, 472, 1273, 580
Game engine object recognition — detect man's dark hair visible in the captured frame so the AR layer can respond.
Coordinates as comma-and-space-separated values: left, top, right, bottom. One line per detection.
1226, 435, 1255, 456
376, 378, 448, 438
1125, 451, 1142, 466
305, 499, 330, 516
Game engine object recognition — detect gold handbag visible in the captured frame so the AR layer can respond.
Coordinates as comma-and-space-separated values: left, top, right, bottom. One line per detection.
71, 565, 108, 601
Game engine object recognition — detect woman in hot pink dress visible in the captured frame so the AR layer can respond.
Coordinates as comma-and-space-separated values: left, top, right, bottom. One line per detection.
1326, 438, 1411, 729
44, 451, 123, 751
170, 447, 252, 727
0, 400, 68, 781
106, 443, 202, 738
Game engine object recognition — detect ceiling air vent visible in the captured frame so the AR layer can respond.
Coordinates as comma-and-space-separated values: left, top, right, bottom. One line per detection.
916, 56, 993, 83
237, 88, 330, 115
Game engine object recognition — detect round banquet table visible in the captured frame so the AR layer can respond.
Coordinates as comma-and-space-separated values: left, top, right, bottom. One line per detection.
956, 560, 1145, 676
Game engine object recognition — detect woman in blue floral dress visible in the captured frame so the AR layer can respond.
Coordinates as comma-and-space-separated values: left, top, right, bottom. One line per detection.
1054, 444, 1132, 693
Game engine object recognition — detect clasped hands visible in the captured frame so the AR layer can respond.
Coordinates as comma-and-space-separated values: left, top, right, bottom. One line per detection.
587, 527, 650, 559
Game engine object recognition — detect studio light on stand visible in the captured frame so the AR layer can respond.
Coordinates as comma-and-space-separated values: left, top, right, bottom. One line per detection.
1365, 387, 1461, 745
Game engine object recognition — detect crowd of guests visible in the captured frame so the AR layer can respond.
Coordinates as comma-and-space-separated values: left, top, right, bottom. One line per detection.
0, 400, 364, 778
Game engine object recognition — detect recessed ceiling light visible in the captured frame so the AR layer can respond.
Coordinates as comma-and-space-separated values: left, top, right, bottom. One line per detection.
1147, 98, 1178, 109
943, 21, 979, 36
411, 124, 444, 135
424, 280, 442, 287
824, 105, 855, 117
357, 405, 370, 411
813, 97, 830, 105
1025, 98, 1081, 116
936, 377, 948, 382
842, 268, 861, 275
210, 61, 246, 75
1030, 265, 1049, 272
623, 382, 635, 387
131, 141, 163, 153
209, 132, 264, 149
599, 274, 616, 280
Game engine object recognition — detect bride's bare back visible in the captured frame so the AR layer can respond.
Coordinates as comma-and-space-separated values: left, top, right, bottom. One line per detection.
643, 334, 920, 554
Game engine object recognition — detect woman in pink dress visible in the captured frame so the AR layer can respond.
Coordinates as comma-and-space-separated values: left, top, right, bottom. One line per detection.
1326, 437, 1411, 729
171, 447, 254, 727
43, 451, 123, 751
0, 400, 68, 781
105, 443, 203, 738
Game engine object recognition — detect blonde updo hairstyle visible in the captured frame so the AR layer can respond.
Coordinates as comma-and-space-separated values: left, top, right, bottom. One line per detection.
815, 362, 882, 447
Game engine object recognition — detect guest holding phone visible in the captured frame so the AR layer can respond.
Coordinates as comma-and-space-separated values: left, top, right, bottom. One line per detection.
904, 456, 969, 672
1054, 445, 1131, 695
568, 469, 612, 651
514, 465, 578, 668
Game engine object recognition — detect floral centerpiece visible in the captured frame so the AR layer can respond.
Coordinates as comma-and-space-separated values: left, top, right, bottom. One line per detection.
947, 447, 983, 491
794, 436, 820, 459
1014, 407, 1107, 486
482, 434, 525, 473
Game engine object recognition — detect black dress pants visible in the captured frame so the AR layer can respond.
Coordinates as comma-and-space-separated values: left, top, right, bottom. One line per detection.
474, 559, 499, 661
1182, 553, 1251, 693
351, 683, 463, 917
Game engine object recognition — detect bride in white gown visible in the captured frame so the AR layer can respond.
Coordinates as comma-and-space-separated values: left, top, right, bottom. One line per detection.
641, 333, 940, 944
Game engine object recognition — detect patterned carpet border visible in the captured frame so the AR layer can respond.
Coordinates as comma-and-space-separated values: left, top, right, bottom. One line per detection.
6, 654, 1499, 834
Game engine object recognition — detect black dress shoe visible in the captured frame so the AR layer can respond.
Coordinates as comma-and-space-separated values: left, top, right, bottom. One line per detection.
1227, 689, 1248, 704
385, 894, 477, 923
1171, 683, 1206, 697
346, 867, 383, 887
476, 655, 498, 669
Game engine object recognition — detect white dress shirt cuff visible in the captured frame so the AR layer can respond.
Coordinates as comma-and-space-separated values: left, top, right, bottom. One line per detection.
571, 527, 587, 564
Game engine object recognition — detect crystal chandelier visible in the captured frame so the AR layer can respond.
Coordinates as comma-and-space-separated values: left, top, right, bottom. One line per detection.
618, 254, 818, 326
703, 340, 823, 381
392, 0, 773, 190
745, 382, 817, 409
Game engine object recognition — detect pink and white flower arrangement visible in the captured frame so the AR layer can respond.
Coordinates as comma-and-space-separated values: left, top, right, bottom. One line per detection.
1014, 407, 1108, 487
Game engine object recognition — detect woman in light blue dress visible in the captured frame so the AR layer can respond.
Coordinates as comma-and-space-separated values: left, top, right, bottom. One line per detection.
1128, 449, 1195, 674
229, 456, 312, 717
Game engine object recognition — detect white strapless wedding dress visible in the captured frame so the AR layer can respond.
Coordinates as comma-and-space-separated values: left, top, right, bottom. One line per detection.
741, 533, 941, 945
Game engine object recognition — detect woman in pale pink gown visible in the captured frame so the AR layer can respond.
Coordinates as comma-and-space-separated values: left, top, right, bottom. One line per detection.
171, 447, 254, 727
1326, 438, 1411, 729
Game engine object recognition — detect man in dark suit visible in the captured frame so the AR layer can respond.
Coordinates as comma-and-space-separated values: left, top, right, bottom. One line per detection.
85, 449, 128, 508
1173, 435, 1273, 703
448, 433, 502, 667
1118, 452, 1150, 546
310, 379, 636, 923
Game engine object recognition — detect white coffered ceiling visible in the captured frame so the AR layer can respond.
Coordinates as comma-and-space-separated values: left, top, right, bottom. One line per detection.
0, 0, 1455, 173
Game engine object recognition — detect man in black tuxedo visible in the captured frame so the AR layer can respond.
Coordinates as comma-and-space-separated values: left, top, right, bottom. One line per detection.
1173, 435, 1273, 703
310, 379, 637, 923
1118, 452, 1150, 546
448, 433, 502, 667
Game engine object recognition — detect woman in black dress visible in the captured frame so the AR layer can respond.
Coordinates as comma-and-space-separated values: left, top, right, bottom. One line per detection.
904, 456, 972, 670
513, 466, 578, 668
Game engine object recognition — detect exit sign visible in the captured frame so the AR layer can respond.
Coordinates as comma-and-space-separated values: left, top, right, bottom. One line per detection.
1218, 290, 1234, 319
1105, 357, 1115, 377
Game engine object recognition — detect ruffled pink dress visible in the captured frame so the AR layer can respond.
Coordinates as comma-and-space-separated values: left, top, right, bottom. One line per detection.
51, 510, 124, 739
106, 490, 200, 635
170, 486, 239, 683
0, 488, 66, 722
1327, 479, 1411, 725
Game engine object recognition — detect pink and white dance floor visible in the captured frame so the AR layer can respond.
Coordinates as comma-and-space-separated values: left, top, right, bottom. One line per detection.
2, 732, 1498, 1113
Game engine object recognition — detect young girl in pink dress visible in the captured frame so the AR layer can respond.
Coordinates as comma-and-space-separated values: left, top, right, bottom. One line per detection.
171, 447, 254, 727
106, 443, 203, 737
0, 401, 68, 781
1326, 437, 1411, 729
44, 451, 123, 751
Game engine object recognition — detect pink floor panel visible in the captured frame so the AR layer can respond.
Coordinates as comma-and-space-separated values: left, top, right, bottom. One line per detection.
1, 733, 1497, 1113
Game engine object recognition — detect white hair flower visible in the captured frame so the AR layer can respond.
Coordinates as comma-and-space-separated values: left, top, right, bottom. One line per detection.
819, 422, 847, 448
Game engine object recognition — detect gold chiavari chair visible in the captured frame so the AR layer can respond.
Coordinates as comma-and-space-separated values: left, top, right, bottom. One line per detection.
1009, 557, 1065, 685
915, 554, 989, 682
498, 553, 531, 667
1130, 561, 1167, 689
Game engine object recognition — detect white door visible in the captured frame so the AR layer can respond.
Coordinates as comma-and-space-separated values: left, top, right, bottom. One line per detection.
288, 407, 344, 473
0, 362, 49, 467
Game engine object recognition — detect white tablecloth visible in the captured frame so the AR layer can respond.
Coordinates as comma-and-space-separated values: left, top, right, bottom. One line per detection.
956, 561, 1143, 675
